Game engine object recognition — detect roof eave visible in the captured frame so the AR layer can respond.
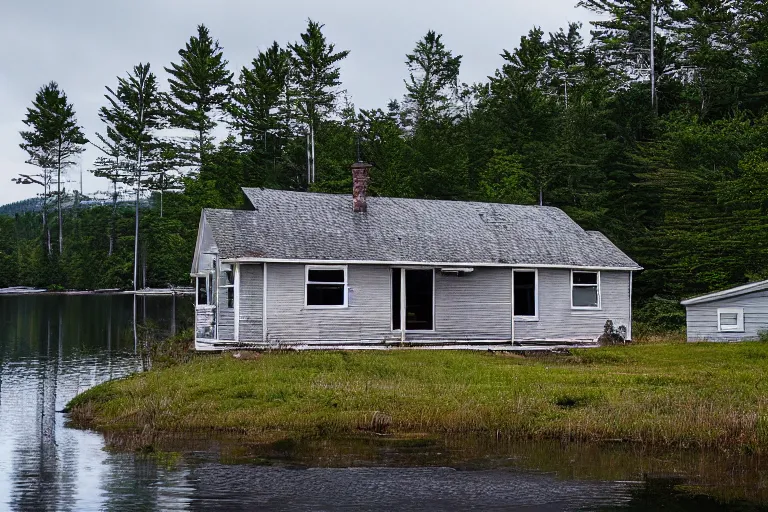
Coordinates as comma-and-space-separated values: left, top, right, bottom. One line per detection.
680, 280, 768, 306
219, 256, 642, 271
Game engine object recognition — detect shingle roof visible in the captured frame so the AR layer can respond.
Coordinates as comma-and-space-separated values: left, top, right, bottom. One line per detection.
680, 279, 768, 306
201, 188, 640, 269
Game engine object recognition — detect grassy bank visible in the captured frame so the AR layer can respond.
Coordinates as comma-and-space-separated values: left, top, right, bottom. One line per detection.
68, 342, 768, 452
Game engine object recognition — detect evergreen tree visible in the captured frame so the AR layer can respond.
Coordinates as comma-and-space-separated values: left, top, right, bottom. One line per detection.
403, 30, 462, 125
98, 63, 164, 292
230, 41, 292, 187
546, 23, 586, 106
17, 82, 87, 256
739, 0, 768, 113
487, 27, 560, 204
579, 0, 678, 107
165, 24, 233, 167
93, 105, 130, 257
673, 0, 746, 118
289, 19, 350, 185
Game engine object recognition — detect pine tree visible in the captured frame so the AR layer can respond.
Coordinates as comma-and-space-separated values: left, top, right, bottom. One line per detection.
99, 63, 164, 292
230, 41, 292, 186
165, 24, 233, 167
546, 23, 586, 106
672, 0, 745, 118
578, 0, 679, 106
739, 0, 768, 112
17, 82, 87, 255
403, 30, 462, 125
91, 115, 129, 257
400, 31, 468, 199
289, 19, 350, 185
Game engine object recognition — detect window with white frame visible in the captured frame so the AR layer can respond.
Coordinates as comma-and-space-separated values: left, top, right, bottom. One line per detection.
305, 266, 347, 307
514, 270, 537, 318
571, 271, 600, 309
718, 307, 744, 332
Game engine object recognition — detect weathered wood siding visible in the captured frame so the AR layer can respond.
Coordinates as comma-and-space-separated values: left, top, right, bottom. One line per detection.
515, 269, 631, 341
194, 216, 217, 273
265, 263, 394, 344
239, 264, 263, 342
685, 291, 768, 341
195, 305, 215, 339
407, 268, 512, 341
217, 269, 235, 341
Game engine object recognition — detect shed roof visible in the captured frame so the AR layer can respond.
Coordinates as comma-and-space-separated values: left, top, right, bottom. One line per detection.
200, 188, 641, 269
680, 279, 768, 306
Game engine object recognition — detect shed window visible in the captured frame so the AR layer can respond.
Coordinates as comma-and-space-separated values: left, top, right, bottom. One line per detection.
306, 266, 347, 307
514, 270, 537, 318
718, 307, 744, 332
572, 271, 600, 309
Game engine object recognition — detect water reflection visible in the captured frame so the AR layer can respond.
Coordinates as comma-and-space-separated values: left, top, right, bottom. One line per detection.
0, 294, 766, 511
0, 294, 191, 511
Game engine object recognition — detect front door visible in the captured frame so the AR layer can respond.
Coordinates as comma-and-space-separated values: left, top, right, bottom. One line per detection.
392, 268, 434, 331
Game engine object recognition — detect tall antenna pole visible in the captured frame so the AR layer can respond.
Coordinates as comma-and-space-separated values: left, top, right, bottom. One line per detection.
650, 0, 656, 111
564, 80, 568, 109
306, 133, 311, 185
310, 125, 316, 183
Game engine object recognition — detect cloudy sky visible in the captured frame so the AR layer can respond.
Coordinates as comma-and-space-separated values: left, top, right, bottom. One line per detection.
0, 0, 598, 206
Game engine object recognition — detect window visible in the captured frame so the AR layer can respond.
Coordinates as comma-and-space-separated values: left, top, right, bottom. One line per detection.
196, 276, 208, 306
222, 265, 235, 308
514, 270, 537, 318
306, 266, 347, 307
391, 268, 434, 331
718, 307, 744, 332
572, 271, 600, 309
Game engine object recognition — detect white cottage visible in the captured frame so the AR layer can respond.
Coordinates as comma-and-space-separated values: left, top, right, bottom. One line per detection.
682, 280, 768, 341
191, 162, 641, 351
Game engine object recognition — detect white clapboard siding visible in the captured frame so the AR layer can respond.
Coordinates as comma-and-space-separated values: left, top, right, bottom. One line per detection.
238, 264, 263, 341
515, 269, 631, 341
685, 290, 768, 341
265, 264, 394, 344
406, 267, 511, 341
239, 263, 632, 345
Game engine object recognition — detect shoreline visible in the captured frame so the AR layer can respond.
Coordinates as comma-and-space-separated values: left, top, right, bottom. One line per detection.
66, 341, 768, 454
0, 286, 194, 296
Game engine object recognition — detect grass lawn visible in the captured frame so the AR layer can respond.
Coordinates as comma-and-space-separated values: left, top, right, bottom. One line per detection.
68, 342, 768, 452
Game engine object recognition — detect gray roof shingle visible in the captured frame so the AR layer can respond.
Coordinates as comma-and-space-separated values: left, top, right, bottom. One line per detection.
201, 188, 640, 269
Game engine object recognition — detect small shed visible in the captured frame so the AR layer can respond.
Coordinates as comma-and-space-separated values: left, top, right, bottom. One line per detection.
681, 280, 768, 341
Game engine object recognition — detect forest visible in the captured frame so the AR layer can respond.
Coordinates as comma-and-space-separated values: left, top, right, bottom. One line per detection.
1, 0, 767, 330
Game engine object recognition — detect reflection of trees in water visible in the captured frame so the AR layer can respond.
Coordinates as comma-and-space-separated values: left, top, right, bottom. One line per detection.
0, 293, 193, 510
598, 476, 764, 511
12, 317, 60, 510
0, 293, 194, 358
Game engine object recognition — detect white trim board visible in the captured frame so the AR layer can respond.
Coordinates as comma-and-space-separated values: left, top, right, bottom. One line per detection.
220, 257, 642, 272
681, 279, 768, 306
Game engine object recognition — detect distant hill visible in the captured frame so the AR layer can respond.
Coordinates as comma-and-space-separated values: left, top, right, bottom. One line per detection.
0, 194, 152, 216
0, 197, 43, 216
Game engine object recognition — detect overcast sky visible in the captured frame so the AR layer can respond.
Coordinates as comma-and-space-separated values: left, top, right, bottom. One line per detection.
0, 0, 598, 206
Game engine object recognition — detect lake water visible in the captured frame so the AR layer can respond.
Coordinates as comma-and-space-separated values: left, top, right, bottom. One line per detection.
0, 294, 766, 511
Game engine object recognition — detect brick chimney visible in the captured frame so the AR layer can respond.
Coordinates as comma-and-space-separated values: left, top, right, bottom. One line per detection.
351, 162, 372, 213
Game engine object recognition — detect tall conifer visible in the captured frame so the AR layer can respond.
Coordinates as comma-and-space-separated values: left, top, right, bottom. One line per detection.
165, 24, 233, 167
17, 82, 87, 255
289, 19, 349, 184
